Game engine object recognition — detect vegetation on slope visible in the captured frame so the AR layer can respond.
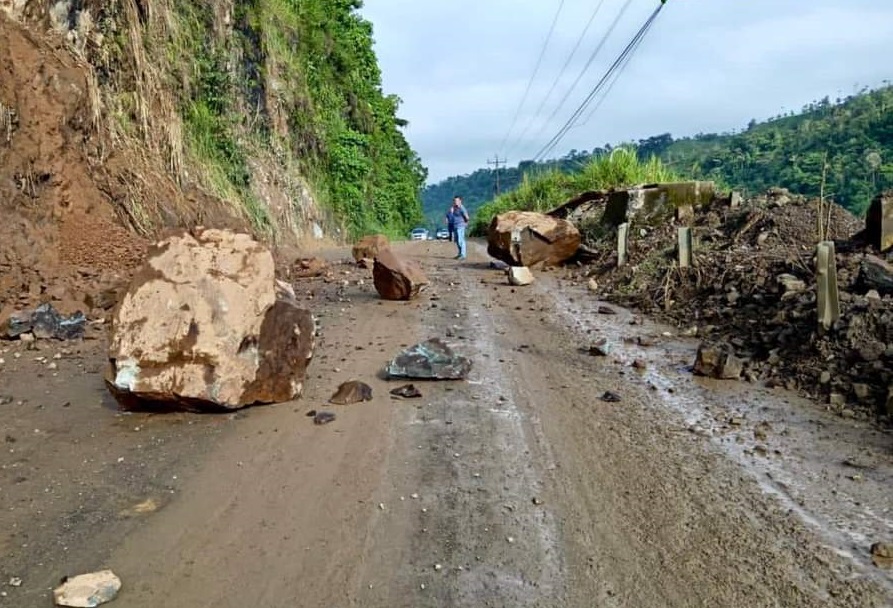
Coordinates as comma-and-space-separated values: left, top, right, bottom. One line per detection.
470, 149, 676, 234
88, 0, 426, 240
646, 86, 893, 215
427, 85, 893, 225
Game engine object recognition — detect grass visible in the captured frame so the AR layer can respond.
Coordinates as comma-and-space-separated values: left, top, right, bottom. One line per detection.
471, 148, 678, 234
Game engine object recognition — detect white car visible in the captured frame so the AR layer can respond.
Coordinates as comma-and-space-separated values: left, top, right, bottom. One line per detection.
410, 228, 429, 241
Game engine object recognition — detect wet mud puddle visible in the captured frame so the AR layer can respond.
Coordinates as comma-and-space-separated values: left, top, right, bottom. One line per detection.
548, 278, 893, 591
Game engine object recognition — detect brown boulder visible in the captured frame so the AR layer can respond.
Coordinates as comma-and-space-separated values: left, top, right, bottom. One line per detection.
105, 229, 315, 411
373, 249, 429, 300
487, 211, 581, 267
352, 234, 390, 262
290, 257, 331, 279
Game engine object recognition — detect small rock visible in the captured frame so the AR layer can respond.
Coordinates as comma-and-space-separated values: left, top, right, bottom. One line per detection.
588, 338, 613, 357
819, 371, 831, 384
600, 391, 621, 403
853, 383, 871, 401
870, 542, 893, 569
329, 380, 373, 405
507, 266, 535, 286
389, 384, 422, 399
587, 278, 598, 292
9, 577, 22, 587
597, 305, 616, 315
313, 411, 336, 425
53, 570, 121, 607
829, 393, 846, 407
693, 342, 743, 380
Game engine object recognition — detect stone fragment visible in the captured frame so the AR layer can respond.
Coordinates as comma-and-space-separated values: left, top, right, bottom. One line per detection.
290, 257, 330, 279
390, 384, 423, 399
329, 380, 373, 405
313, 411, 336, 425
3, 303, 86, 340
352, 234, 390, 262
487, 211, 581, 267
693, 342, 743, 379
53, 570, 121, 607
776, 274, 806, 296
372, 250, 429, 300
387, 338, 472, 380
507, 266, 534, 286
601, 391, 621, 403
105, 229, 315, 411
588, 338, 613, 356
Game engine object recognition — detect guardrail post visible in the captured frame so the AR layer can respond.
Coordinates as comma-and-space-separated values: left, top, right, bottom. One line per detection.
816, 240, 840, 330
677, 227, 692, 268
617, 223, 629, 267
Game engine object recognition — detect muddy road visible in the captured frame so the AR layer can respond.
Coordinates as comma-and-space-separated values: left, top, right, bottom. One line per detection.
1, 241, 892, 607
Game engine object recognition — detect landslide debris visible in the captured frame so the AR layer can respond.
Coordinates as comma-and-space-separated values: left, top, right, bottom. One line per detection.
568, 187, 892, 420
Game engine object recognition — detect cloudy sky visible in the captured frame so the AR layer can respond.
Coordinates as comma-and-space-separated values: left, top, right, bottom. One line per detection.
360, 1, 893, 184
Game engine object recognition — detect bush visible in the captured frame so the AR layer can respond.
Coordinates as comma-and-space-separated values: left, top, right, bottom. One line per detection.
470, 148, 677, 234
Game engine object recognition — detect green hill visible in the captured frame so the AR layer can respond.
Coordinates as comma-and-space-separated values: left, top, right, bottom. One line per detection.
424, 85, 893, 221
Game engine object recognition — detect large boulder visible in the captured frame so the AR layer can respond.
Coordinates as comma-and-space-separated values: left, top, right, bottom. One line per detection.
487, 211, 581, 267
373, 249, 429, 300
352, 234, 390, 262
105, 229, 315, 411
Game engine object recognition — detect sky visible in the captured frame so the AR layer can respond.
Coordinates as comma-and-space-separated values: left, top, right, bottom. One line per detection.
359, 0, 893, 184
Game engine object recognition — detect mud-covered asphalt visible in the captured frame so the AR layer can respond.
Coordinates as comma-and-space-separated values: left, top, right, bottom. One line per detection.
1, 240, 891, 607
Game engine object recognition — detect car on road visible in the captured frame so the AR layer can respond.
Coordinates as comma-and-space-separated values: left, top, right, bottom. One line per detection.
435, 227, 450, 240
410, 228, 429, 241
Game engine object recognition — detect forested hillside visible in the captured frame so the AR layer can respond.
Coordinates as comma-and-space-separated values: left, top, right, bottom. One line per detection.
424, 85, 893, 221
2, 0, 426, 243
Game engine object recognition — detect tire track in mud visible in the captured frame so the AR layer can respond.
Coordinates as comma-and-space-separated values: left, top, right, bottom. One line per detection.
356, 252, 564, 607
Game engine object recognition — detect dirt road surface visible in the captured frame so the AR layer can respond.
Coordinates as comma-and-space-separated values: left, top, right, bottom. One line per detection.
2, 241, 892, 607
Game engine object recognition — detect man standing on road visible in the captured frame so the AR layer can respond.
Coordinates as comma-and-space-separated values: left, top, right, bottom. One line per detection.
447, 195, 470, 260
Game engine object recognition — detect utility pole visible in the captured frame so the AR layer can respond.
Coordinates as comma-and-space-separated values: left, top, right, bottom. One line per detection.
488, 155, 507, 196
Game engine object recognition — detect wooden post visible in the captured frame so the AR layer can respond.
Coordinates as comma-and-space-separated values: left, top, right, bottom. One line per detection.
617, 223, 629, 267
816, 240, 840, 330
677, 227, 692, 268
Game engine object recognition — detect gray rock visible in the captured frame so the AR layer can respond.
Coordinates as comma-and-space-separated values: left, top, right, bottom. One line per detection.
387, 338, 472, 380
588, 338, 613, 356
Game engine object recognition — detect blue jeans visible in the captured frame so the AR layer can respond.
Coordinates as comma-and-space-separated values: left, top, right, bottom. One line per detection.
455, 225, 467, 258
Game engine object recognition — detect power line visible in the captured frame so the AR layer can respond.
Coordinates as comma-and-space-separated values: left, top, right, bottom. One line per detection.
505, 0, 609, 159
498, 0, 567, 153
574, 28, 639, 130
532, 3, 665, 162
520, 0, 635, 160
